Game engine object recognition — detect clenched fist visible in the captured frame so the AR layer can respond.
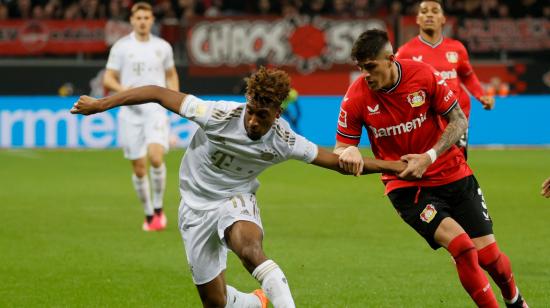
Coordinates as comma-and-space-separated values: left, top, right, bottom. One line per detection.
70, 95, 104, 115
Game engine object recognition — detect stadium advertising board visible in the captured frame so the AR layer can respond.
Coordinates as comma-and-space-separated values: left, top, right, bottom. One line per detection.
457, 18, 550, 53
1, 95, 549, 148
0, 20, 126, 55
186, 16, 390, 75
0, 97, 197, 148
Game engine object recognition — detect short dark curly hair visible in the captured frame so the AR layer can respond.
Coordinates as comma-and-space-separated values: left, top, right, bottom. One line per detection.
245, 67, 291, 108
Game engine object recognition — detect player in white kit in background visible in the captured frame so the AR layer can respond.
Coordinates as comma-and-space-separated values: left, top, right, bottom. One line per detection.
103, 2, 179, 231
72, 67, 406, 308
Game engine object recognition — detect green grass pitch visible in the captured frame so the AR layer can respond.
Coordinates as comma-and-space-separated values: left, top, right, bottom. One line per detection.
1, 148, 549, 307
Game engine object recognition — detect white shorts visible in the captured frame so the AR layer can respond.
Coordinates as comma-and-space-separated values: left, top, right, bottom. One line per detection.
178, 193, 263, 285
119, 116, 170, 160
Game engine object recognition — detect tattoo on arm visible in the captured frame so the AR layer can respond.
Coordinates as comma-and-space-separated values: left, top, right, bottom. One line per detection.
433, 104, 468, 156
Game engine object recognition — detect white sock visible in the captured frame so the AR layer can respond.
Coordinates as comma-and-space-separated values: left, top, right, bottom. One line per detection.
131, 174, 153, 216
252, 260, 295, 308
149, 163, 166, 211
225, 285, 262, 308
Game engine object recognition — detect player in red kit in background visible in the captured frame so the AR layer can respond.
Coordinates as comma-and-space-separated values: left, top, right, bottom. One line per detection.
335, 29, 527, 308
396, 0, 495, 158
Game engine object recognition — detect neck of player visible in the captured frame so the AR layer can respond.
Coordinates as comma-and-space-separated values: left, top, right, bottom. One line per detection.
385, 62, 399, 89
135, 32, 150, 42
420, 29, 442, 45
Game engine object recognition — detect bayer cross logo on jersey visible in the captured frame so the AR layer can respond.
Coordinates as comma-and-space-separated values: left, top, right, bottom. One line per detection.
406, 90, 426, 107
446, 51, 458, 63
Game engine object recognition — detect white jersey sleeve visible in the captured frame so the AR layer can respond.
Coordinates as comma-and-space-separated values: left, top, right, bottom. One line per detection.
179, 94, 242, 130
163, 43, 175, 70
289, 134, 318, 163
106, 42, 123, 71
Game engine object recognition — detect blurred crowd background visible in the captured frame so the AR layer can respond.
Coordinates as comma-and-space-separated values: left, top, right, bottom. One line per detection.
1, 0, 549, 22
0, 0, 548, 96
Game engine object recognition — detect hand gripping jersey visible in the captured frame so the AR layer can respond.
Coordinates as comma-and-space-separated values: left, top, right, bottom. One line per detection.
396, 36, 484, 118
179, 95, 319, 210
106, 32, 175, 123
336, 60, 472, 194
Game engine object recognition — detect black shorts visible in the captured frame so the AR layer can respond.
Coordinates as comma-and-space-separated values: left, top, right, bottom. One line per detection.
387, 175, 493, 250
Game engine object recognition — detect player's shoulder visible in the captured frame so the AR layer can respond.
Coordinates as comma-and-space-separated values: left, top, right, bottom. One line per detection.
340, 76, 367, 112
399, 59, 436, 83
345, 75, 368, 101
271, 118, 298, 148
442, 37, 467, 50
399, 58, 432, 73
151, 34, 173, 49
398, 36, 421, 50
109, 35, 132, 53
112, 33, 133, 47
209, 100, 245, 122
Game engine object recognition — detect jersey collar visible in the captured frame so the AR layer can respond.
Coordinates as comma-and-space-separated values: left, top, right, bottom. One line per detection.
130, 31, 151, 43
418, 35, 443, 48
380, 61, 402, 93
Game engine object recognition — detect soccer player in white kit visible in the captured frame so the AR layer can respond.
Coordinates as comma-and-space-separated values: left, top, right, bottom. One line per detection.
103, 2, 179, 231
72, 67, 406, 308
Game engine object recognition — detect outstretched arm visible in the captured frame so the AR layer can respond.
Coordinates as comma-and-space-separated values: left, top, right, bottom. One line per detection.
70, 85, 187, 115
399, 104, 468, 179
313, 147, 406, 175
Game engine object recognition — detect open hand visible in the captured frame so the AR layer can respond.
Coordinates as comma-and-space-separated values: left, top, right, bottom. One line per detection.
70, 95, 103, 115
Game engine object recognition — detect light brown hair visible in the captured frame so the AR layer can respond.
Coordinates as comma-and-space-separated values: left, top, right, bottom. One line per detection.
131, 2, 153, 16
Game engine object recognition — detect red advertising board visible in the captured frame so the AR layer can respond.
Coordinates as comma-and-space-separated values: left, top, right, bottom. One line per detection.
186, 16, 392, 76
0, 20, 108, 55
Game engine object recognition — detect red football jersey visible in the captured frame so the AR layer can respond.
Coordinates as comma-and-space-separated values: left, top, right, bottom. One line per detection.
336, 60, 472, 193
396, 36, 484, 118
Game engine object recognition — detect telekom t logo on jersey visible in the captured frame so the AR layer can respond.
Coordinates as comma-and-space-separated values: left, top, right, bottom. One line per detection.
369, 113, 427, 138
132, 62, 146, 76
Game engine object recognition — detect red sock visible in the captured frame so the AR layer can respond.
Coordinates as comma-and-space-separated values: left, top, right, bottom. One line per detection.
447, 233, 499, 308
478, 242, 517, 301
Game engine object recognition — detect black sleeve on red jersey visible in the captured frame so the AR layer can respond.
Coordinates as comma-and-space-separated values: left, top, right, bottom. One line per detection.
441, 99, 458, 116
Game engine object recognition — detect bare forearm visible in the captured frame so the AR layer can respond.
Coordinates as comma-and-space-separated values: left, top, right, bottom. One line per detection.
97, 85, 185, 114
433, 107, 468, 156
363, 158, 406, 174
103, 74, 125, 93
166, 74, 179, 92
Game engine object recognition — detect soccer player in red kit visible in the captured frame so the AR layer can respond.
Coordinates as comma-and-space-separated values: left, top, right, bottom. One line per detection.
395, 0, 494, 158
335, 29, 527, 308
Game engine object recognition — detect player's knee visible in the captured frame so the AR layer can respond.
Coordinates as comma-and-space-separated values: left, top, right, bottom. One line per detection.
477, 242, 502, 268
133, 164, 147, 177
447, 233, 475, 259
149, 155, 163, 168
133, 168, 147, 178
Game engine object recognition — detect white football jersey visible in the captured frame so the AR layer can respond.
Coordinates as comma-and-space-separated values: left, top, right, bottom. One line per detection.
178, 95, 319, 210
106, 32, 175, 123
